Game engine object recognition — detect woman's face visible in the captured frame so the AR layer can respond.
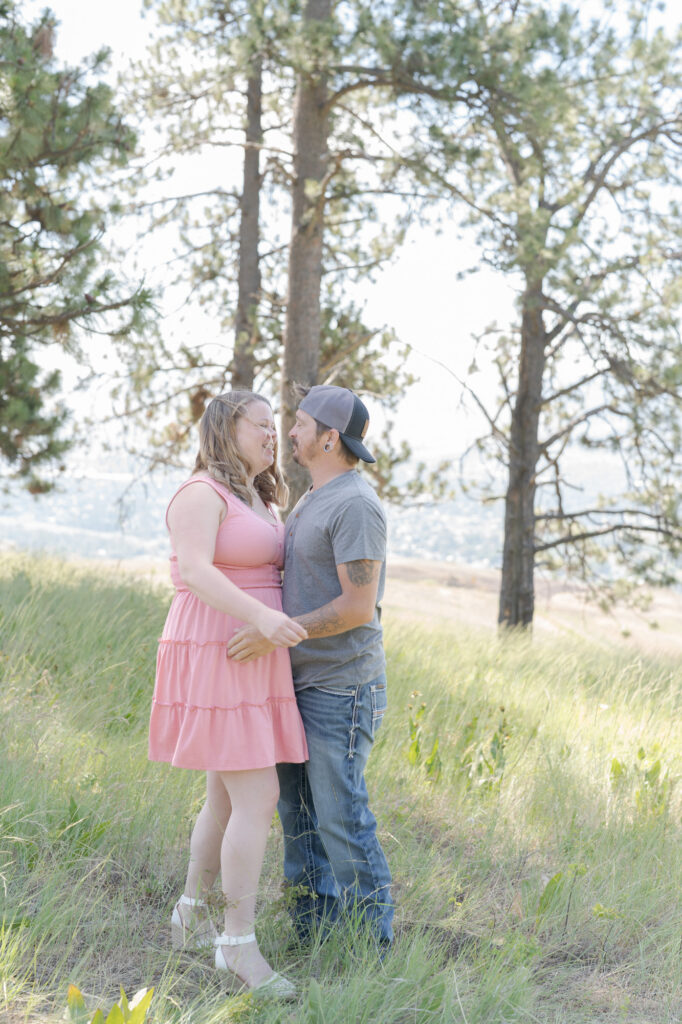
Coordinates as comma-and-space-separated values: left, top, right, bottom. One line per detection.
234, 399, 277, 477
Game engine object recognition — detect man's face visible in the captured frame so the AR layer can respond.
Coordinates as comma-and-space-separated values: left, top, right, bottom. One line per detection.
289, 407, 323, 467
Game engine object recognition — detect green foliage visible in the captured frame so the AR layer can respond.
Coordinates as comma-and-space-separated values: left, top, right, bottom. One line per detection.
305, 977, 326, 1024
455, 705, 512, 795
404, 690, 518, 795
54, 795, 110, 859
0, 3, 152, 490
535, 862, 587, 935
0, 337, 69, 492
393, 0, 682, 603
610, 743, 672, 818
67, 984, 154, 1024
116, 0, 452, 505
405, 690, 442, 781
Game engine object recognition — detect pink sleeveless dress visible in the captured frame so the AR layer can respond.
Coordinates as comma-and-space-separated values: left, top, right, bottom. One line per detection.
148, 476, 308, 771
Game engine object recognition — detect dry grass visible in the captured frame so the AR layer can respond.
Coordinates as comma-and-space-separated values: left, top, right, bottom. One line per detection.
1, 551, 680, 1024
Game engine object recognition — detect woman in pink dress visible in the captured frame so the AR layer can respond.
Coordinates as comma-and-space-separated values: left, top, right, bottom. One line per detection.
148, 390, 308, 1000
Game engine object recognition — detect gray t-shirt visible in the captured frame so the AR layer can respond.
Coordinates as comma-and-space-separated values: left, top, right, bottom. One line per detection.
282, 470, 386, 689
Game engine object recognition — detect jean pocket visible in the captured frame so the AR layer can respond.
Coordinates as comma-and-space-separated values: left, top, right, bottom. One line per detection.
370, 681, 387, 735
313, 683, 354, 697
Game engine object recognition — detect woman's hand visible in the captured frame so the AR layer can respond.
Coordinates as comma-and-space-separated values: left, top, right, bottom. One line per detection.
254, 607, 308, 647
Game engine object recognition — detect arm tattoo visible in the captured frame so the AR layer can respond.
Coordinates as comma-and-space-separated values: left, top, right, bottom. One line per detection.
298, 561, 380, 638
346, 559, 378, 586
301, 605, 345, 637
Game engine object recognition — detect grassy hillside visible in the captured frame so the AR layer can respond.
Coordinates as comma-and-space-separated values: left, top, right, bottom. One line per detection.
1, 551, 680, 1023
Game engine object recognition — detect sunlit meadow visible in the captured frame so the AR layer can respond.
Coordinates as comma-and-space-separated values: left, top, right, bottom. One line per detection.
1, 552, 680, 1023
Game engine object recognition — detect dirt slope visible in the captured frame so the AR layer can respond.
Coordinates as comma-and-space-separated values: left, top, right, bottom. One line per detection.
384, 557, 682, 656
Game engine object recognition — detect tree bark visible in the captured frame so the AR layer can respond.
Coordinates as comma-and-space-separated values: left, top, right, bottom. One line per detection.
231, 62, 262, 390
498, 282, 546, 628
280, 0, 331, 506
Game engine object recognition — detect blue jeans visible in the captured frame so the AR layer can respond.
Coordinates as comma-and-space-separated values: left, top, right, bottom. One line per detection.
276, 674, 394, 945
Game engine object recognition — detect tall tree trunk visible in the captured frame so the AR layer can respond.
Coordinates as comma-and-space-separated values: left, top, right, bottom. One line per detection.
280, 0, 331, 506
231, 62, 262, 390
498, 283, 546, 628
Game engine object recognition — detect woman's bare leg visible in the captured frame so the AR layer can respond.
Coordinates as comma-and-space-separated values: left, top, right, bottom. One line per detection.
175, 771, 231, 939
184, 771, 232, 899
217, 765, 280, 987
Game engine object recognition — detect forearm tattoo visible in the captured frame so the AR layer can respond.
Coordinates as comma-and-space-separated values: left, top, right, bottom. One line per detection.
299, 561, 379, 638
300, 604, 346, 637
346, 559, 378, 586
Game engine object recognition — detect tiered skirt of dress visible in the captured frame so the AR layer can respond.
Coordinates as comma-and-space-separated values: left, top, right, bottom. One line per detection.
148, 478, 308, 772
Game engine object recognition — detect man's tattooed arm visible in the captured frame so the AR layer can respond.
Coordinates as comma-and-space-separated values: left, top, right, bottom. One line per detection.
346, 559, 378, 587
296, 559, 381, 638
297, 604, 346, 638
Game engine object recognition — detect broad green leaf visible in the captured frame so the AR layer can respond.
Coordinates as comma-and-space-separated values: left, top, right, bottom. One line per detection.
537, 871, 564, 923
118, 988, 130, 1018
128, 988, 154, 1024
67, 984, 88, 1023
104, 1005, 125, 1024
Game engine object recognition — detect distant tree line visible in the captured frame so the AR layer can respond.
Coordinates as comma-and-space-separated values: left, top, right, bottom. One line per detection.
2, 0, 681, 626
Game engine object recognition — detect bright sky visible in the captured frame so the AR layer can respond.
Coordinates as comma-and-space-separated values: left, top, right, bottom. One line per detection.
23, 0, 517, 468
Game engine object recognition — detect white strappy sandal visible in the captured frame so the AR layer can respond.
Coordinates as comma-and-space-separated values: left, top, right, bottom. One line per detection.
214, 931, 297, 1000
171, 894, 217, 950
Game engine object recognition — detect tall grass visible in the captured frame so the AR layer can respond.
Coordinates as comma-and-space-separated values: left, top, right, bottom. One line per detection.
1, 551, 680, 1023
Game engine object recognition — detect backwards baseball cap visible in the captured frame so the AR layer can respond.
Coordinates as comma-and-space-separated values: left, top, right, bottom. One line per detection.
299, 385, 376, 464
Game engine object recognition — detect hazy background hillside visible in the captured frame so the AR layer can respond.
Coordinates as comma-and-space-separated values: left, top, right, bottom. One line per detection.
0, 450, 625, 568
0, 457, 503, 564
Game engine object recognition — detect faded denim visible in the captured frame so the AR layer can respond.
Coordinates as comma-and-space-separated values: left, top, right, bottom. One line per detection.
276, 675, 394, 944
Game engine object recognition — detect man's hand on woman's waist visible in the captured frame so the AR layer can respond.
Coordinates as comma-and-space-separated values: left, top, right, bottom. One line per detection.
227, 559, 381, 663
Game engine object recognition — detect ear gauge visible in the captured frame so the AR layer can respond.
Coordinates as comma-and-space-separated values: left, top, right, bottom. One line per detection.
324, 443, 332, 452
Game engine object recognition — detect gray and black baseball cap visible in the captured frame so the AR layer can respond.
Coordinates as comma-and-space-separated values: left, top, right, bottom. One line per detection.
299, 385, 376, 463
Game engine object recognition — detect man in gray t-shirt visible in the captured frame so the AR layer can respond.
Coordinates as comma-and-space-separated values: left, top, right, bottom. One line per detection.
228, 385, 393, 947
283, 467, 387, 689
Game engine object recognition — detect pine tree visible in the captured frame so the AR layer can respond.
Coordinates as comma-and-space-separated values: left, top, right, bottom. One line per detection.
400, 0, 682, 624
0, 2, 151, 491
122, 0, 446, 506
